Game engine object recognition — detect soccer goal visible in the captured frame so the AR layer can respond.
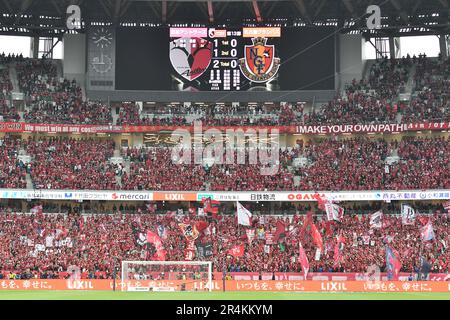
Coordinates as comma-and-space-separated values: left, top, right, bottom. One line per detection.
121, 261, 213, 292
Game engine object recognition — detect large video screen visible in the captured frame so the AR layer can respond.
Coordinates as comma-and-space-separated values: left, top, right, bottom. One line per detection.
115, 26, 336, 91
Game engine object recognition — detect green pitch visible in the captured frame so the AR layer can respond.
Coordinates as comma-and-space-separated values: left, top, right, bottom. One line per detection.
0, 291, 448, 300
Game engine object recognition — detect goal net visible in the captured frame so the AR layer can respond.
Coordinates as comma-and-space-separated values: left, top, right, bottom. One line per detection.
121, 261, 213, 292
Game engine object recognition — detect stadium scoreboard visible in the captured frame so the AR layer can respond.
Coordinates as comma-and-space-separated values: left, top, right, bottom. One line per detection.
169, 27, 281, 91
114, 26, 336, 91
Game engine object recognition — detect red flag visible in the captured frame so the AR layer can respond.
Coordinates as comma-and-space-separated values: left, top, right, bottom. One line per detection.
300, 211, 313, 239
146, 231, 166, 261
227, 244, 245, 257
304, 211, 313, 227
310, 223, 323, 252
418, 216, 429, 226
298, 242, 309, 279
325, 221, 333, 236
314, 195, 327, 211
194, 220, 208, 233
202, 197, 220, 219
274, 220, 286, 242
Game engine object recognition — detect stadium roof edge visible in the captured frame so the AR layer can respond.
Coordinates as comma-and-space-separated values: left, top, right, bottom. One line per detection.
0, 0, 448, 37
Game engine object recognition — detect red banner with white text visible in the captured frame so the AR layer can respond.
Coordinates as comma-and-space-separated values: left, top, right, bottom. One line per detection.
0, 121, 449, 134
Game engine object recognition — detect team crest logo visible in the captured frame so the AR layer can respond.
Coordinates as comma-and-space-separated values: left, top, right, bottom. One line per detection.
170, 37, 212, 81
239, 37, 280, 83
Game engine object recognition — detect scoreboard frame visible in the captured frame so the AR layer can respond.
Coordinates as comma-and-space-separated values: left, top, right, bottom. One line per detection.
168, 26, 282, 91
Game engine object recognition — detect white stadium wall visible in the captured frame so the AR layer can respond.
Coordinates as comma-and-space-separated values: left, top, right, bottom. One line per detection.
63, 33, 86, 86
338, 34, 364, 91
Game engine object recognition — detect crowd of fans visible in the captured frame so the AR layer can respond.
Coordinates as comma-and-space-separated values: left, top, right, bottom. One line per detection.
0, 134, 447, 191
118, 136, 448, 192
305, 56, 412, 125
16, 59, 58, 99
0, 67, 19, 122
386, 136, 450, 190
0, 137, 27, 189
121, 147, 207, 191
402, 55, 450, 123
0, 209, 448, 279
12, 59, 112, 124
367, 54, 411, 99
25, 137, 119, 190
2, 55, 450, 127
0, 53, 448, 281
296, 136, 449, 191
207, 149, 297, 191
294, 137, 390, 191
117, 102, 305, 126
0, 53, 25, 65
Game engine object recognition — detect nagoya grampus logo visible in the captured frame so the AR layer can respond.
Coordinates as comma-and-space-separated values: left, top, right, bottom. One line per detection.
239, 37, 280, 83
170, 37, 212, 81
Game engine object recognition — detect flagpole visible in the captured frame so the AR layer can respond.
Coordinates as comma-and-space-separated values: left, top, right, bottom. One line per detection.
417, 241, 424, 280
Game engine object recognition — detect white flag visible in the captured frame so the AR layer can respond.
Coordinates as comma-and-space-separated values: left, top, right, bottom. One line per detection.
198, 207, 205, 216
325, 202, 344, 221
236, 202, 252, 226
314, 248, 321, 261
370, 210, 383, 229
401, 204, 416, 225
45, 236, 54, 247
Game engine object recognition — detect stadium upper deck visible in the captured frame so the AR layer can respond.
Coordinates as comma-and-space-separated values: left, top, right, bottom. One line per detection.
0, 54, 449, 127
0, 54, 449, 193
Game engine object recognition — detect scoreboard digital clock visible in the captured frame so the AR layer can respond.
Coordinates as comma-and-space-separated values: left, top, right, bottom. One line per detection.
169, 27, 281, 91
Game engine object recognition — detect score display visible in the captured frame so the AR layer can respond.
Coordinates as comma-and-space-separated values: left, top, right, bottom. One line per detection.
115, 26, 336, 91
169, 27, 281, 91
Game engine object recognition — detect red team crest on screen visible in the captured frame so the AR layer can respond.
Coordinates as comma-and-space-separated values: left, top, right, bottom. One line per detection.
170, 37, 213, 81
239, 37, 280, 83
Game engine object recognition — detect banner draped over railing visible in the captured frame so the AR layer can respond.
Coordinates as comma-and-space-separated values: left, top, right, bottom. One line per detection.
0, 121, 449, 134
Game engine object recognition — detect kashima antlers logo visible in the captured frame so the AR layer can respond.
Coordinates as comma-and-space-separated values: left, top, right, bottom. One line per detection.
239, 37, 280, 83
170, 37, 212, 81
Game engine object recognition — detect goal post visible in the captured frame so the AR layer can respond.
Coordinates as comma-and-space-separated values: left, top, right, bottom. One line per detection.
121, 261, 213, 292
